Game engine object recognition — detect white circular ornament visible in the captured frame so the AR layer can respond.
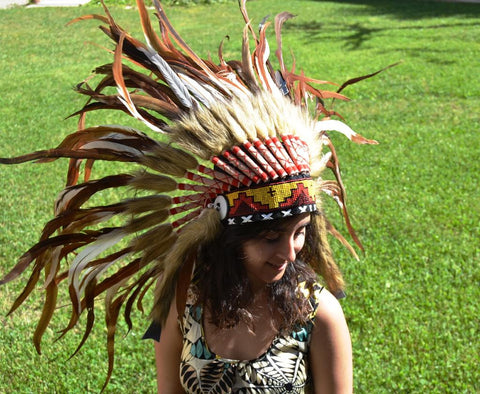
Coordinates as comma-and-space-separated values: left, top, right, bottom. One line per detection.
213, 195, 228, 219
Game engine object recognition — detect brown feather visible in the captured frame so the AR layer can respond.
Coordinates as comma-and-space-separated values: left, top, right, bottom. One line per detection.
33, 274, 58, 354
68, 278, 97, 359
274, 11, 295, 74
136, 0, 171, 56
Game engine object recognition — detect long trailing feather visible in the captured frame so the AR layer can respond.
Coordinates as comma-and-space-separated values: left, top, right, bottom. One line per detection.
254, 21, 277, 92
67, 13, 109, 26
76, 89, 180, 121
153, 0, 245, 94
336, 61, 402, 95
321, 136, 365, 251
2, 127, 159, 165
57, 250, 140, 341
114, 33, 166, 132
68, 229, 126, 315
239, 23, 259, 91
320, 180, 363, 250
41, 247, 62, 289
103, 287, 127, 392
136, 0, 172, 57
123, 272, 153, 331
141, 48, 195, 109
325, 218, 360, 260
0, 149, 123, 165
0, 232, 104, 287
55, 174, 133, 214
274, 11, 295, 74
67, 278, 97, 359
238, 0, 257, 42
88, 64, 185, 107
34, 265, 58, 354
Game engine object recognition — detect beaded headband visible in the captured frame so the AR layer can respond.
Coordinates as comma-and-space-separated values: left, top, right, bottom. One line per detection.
215, 176, 317, 225
200, 131, 316, 224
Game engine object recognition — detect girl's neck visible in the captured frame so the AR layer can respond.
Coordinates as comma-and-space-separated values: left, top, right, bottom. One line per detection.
247, 274, 270, 297
248, 282, 270, 306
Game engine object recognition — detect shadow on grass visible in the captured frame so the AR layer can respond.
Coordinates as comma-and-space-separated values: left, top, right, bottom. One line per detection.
284, 19, 478, 51
285, 1, 478, 56
311, 0, 480, 19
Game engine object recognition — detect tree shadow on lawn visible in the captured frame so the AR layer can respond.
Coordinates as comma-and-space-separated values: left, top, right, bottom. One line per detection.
284, 19, 478, 52
311, 0, 480, 19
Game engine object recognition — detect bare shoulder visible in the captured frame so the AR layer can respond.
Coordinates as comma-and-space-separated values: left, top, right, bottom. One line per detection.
314, 288, 347, 326
311, 288, 350, 346
310, 288, 353, 393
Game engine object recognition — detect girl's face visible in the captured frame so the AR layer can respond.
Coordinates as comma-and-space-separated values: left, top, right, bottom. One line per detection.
242, 213, 311, 290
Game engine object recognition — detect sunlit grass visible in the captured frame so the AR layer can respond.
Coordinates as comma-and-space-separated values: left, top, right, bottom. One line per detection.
0, 1, 479, 392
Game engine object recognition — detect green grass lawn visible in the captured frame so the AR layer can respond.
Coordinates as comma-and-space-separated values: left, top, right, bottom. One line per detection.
1, 0, 479, 392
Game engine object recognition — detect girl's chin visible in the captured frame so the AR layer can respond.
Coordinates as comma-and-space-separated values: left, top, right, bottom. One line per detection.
247, 264, 288, 288
264, 263, 288, 282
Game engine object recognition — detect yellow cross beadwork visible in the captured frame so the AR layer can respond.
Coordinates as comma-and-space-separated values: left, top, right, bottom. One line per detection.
225, 179, 315, 210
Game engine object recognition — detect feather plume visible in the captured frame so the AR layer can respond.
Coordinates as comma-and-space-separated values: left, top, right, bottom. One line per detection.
150, 208, 221, 325
315, 119, 379, 145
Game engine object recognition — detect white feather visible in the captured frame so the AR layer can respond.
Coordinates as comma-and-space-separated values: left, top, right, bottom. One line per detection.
68, 229, 126, 314
314, 119, 358, 141
81, 141, 144, 157
139, 47, 193, 109
177, 73, 217, 107
79, 250, 129, 298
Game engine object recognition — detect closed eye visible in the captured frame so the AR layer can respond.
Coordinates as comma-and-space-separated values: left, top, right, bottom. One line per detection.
262, 230, 281, 243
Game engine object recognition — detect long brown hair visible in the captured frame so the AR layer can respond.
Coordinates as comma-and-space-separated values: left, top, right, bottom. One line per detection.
194, 212, 343, 333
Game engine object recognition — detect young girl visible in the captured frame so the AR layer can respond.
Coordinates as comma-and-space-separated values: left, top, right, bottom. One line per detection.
154, 212, 353, 392
0, 1, 377, 392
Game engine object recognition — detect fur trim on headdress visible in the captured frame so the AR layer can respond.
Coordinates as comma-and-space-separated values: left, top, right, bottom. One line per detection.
150, 208, 222, 325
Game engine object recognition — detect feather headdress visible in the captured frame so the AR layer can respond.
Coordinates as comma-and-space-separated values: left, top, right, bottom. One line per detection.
0, 0, 385, 389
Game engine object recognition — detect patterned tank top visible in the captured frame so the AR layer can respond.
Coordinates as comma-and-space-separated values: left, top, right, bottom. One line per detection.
179, 283, 323, 393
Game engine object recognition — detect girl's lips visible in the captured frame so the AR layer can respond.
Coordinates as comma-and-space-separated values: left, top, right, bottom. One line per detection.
267, 261, 288, 271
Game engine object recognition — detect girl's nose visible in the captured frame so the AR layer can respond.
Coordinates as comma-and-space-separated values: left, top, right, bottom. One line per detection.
276, 236, 297, 263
